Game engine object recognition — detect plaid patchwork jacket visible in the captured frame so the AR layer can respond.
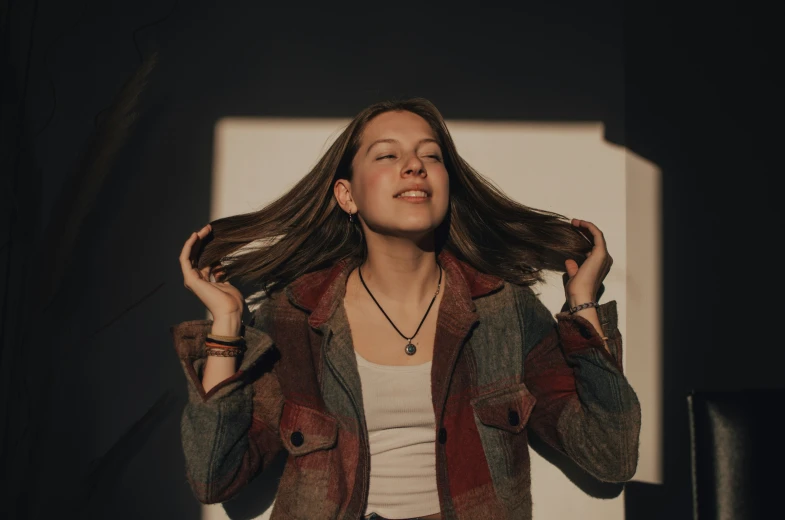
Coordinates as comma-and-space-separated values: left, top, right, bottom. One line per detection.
170, 249, 641, 519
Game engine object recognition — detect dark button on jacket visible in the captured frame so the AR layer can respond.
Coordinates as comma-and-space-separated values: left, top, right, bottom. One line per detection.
438, 427, 447, 444
290, 431, 304, 447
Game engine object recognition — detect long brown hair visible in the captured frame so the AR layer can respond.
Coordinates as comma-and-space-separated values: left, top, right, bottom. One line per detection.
197, 98, 592, 307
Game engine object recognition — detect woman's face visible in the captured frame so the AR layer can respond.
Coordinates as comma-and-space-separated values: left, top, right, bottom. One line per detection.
341, 110, 450, 243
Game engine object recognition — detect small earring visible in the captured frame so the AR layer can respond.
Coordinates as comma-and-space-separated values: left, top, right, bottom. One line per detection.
348, 211, 354, 223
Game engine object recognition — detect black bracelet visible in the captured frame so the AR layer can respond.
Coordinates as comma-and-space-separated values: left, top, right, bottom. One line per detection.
205, 335, 246, 347
569, 301, 599, 314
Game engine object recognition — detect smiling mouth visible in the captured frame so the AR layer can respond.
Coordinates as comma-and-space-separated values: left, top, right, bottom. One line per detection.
395, 190, 430, 199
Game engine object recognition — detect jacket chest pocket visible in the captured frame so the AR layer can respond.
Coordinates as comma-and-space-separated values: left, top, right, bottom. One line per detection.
471, 382, 536, 434
470, 382, 537, 506
276, 399, 340, 519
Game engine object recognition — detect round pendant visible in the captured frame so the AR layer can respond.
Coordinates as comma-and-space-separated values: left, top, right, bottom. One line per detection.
405, 343, 417, 355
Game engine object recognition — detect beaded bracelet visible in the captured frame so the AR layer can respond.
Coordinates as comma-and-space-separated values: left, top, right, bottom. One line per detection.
205, 342, 245, 355
206, 347, 244, 357
205, 348, 244, 358
569, 301, 599, 314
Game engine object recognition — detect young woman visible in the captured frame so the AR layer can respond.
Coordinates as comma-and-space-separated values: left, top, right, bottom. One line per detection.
173, 98, 641, 520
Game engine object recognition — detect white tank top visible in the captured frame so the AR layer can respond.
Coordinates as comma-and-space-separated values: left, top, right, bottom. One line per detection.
355, 349, 441, 519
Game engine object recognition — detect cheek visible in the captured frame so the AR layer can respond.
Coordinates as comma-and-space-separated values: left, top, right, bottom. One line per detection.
366, 173, 388, 194
353, 168, 391, 208
433, 167, 450, 203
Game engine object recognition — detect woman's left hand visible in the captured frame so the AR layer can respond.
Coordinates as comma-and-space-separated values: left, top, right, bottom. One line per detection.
563, 218, 613, 305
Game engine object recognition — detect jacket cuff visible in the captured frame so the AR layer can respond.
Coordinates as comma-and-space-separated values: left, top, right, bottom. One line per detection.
554, 300, 623, 372
169, 319, 275, 402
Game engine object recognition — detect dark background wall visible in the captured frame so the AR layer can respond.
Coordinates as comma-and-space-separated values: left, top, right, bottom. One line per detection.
1, 1, 781, 519
624, 3, 782, 517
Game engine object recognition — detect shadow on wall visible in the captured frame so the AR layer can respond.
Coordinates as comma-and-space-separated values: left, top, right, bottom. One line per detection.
0, 50, 166, 518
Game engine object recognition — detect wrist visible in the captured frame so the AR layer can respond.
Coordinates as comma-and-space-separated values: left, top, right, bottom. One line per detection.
211, 315, 242, 336
567, 294, 595, 308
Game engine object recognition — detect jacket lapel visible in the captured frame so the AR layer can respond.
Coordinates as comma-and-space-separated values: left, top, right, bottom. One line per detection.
284, 250, 505, 422
286, 256, 365, 419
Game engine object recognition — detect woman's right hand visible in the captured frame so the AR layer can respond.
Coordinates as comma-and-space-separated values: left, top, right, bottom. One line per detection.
179, 224, 244, 322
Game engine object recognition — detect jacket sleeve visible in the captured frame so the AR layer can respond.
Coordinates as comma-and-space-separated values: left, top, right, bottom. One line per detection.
516, 285, 641, 482
170, 297, 285, 504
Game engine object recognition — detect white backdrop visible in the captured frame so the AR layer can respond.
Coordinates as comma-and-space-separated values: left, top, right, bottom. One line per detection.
203, 118, 661, 520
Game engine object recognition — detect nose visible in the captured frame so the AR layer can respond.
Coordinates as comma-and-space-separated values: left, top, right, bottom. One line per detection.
402, 153, 426, 177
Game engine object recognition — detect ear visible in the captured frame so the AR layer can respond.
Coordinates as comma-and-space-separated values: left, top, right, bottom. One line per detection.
333, 179, 355, 212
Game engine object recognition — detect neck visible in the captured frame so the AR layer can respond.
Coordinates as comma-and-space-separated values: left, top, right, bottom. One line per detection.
356, 240, 442, 309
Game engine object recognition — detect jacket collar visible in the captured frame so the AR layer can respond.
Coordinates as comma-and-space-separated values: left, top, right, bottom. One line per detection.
285, 249, 504, 329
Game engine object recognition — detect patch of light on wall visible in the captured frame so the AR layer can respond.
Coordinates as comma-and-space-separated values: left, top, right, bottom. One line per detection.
201, 118, 661, 520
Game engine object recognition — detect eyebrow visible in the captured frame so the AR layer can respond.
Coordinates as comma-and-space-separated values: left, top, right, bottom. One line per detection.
365, 138, 441, 156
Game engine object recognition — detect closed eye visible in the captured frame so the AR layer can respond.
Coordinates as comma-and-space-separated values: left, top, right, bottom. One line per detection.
377, 154, 441, 161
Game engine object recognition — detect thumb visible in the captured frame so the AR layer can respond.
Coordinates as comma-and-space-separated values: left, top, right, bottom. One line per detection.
565, 259, 579, 279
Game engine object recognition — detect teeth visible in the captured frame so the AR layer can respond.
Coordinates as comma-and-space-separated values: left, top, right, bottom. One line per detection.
397, 191, 428, 198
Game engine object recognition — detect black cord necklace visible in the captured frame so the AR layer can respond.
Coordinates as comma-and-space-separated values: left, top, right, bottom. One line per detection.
358, 262, 443, 356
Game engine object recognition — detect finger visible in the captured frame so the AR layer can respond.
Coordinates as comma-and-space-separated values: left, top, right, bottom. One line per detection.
197, 223, 212, 239
189, 236, 203, 266
179, 232, 199, 273
181, 251, 209, 291
179, 231, 198, 261
190, 225, 212, 266
209, 268, 229, 284
572, 218, 606, 249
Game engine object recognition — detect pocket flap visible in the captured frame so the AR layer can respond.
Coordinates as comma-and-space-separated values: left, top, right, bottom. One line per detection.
279, 399, 339, 456
470, 382, 537, 434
